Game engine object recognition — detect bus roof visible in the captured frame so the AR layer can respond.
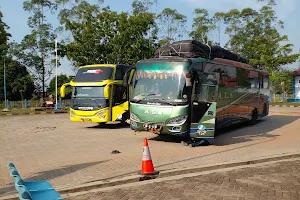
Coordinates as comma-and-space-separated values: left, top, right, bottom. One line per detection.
213, 58, 254, 70
80, 64, 117, 68
138, 56, 189, 63
137, 56, 269, 75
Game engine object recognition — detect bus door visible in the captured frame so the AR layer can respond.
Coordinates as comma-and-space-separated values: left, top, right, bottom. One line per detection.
112, 84, 128, 121
190, 71, 219, 140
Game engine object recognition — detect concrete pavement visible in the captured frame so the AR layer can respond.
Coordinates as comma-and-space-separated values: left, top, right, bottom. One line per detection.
1, 112, 300, 198
66, 157, 300, 200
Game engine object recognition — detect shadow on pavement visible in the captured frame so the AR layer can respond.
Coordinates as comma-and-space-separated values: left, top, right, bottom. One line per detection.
214, 115, 299, 146
149, 115, 299, 146
79, 116, 300, 185
149, 134, 189, 143
86, 123, 130, 129
0, 160, 108, 197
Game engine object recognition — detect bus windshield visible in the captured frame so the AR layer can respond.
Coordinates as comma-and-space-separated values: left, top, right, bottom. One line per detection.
72, 86, 105, 98
132, 61, 189, 104
71, 86, 108, 110
74, 67, 114, 82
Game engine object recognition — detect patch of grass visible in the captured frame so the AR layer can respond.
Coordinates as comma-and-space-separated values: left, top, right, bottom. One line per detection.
1, 108, 69, 115
1, 109, 39, 115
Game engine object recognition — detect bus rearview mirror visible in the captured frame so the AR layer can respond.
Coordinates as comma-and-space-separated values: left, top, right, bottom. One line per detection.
60, 83, 70, 98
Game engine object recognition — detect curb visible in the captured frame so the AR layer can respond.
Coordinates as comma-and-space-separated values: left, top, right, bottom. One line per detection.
269, 104, 300, 107
54, 152, 300, 193
2, 152, 299, 200
64, 156, 300, 199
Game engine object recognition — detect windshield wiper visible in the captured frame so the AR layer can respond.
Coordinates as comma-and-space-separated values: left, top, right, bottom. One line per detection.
89, 98, 103, 108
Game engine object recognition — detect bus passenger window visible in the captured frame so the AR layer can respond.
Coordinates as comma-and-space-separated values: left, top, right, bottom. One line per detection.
263, 75, 269, 89
248, 71, 259, 88
115, 66, 123, 80
236, 68, 250, 88
225, 65, 236, 87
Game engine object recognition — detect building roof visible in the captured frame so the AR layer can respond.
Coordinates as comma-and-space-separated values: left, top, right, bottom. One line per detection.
292, 68, 300, 76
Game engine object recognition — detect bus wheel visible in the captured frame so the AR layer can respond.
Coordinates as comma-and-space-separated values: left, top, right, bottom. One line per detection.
121, 112, 130, 125
248, 109, 257, 125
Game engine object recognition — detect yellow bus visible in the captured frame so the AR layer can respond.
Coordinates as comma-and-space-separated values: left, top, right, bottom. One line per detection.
60, 64, 135, 124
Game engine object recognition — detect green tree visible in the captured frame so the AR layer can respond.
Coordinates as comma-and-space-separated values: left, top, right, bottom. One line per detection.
157, 8, 187, 45
58, 2, 157, 68
0, 10, 11, 57
47, 74, 72, 98
270, 70, 293, 94
218, 0, 300, 72
11, 75, 33, 100
11, 0, 59, 101
189, 9, 216, 45
0, 58, 35, 101
132, 0, 153, 15
0, 10, 35, 101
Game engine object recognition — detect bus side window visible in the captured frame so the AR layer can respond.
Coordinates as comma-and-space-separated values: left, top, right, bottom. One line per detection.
259, 75, 264, 88
115, 66, 123, 80
236, 68, 250, 88
113, 85, 127, 105
248, 71, 259, 88
205, 63, 229, 87
263, 75, 269, 89
225, 65, 236, 87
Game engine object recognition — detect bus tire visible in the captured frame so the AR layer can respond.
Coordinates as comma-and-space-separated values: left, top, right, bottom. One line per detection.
121, 112, 130, 125
248, 109, 257, 125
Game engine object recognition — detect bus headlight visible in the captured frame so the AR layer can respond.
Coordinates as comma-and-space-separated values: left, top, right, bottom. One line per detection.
130, 112, 140, 122
94, 110, 107, 117
166, 115, 188, 126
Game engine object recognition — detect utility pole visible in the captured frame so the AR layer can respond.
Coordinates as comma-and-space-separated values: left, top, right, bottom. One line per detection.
54, 33, 58, 111
3, 57, 8, 109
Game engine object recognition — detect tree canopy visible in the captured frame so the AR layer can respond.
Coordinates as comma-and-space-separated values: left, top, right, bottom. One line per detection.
0, 58, 35, 101
215, 1, 300, 72
0, 10, 11, 57
1, 0, 299, 102
48, 74, 73, 98
58, 2, 157, 67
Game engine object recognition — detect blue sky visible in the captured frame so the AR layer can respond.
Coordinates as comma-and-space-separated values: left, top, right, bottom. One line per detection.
1, 0, 299, 79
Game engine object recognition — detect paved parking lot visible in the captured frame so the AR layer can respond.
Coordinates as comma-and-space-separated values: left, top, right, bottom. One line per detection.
1, 109, 300, 197
68, 158, 300, 200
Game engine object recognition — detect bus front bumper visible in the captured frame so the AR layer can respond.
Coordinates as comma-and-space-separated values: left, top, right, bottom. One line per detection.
129, 120, 189, 136
70, 109, 109, 123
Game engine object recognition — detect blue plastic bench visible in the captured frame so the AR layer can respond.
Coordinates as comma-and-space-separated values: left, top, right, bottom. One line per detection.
8, 162, 63, 200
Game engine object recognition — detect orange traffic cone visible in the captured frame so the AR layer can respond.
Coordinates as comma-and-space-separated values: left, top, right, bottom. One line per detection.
139, 138, 159, 176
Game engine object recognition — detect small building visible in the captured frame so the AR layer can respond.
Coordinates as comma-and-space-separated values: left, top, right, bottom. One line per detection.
288, 68, 300, 102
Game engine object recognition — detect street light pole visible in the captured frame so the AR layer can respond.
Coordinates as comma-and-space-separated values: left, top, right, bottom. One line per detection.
3, 57, 8, 109
54, 33, 58, 111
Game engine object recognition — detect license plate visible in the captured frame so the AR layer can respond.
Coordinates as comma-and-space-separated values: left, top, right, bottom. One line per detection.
81, 118, 91, 122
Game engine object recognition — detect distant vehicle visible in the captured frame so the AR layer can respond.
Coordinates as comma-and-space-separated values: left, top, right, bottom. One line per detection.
60, 64, 135, 124
126, 40, 269, 144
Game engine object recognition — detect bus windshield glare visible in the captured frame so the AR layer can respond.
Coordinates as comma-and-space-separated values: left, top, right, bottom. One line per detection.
71, 86, 108, 110
132, 62, 189, 104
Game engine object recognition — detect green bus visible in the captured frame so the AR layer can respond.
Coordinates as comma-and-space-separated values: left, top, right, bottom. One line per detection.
125, 54, 269, 145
